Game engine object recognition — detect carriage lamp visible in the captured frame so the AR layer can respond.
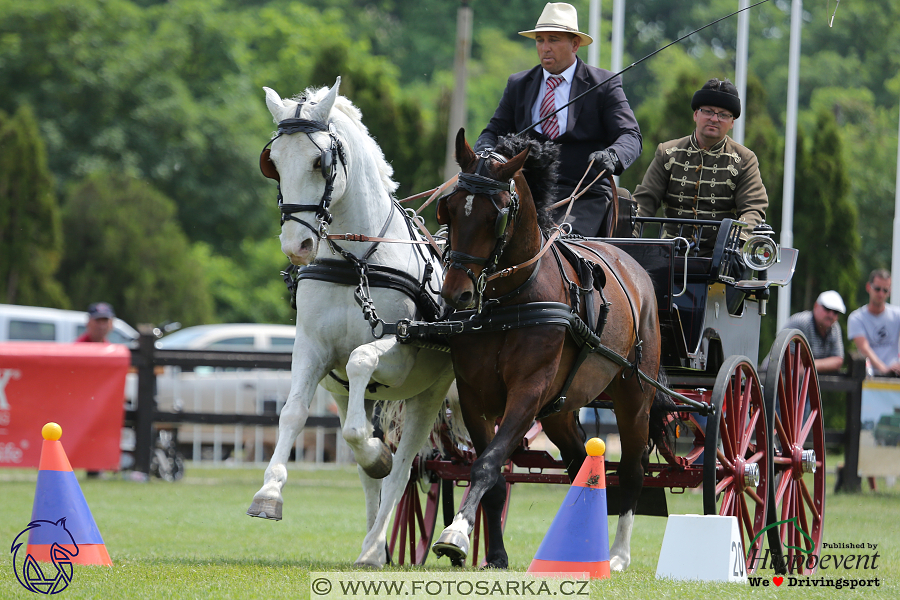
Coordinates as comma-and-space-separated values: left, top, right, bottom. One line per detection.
741, 225, 779, 272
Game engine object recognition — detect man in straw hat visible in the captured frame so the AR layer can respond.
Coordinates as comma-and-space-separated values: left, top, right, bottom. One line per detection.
474, 2, 642, 238
632, 77, 768, 255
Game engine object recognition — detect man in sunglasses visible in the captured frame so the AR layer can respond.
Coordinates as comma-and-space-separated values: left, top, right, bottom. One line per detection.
784, 290, 846, 373
848, 269, 900, 377
632, 78, 768, 255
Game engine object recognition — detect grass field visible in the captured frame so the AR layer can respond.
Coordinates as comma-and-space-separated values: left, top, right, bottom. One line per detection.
1, 463, 896, 599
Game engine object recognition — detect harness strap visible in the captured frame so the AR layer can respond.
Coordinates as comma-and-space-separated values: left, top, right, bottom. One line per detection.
386, 302, 709, 414
294, 258, 443, 323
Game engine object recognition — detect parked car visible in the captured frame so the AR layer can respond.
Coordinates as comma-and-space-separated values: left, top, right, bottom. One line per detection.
154, 323, 337, 463
874, 412, 900, 446
0, 303, 138, 344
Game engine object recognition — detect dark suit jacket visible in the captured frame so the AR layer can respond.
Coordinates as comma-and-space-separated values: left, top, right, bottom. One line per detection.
474, 58, 641, 236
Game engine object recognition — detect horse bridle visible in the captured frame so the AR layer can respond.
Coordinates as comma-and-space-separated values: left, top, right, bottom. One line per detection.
437, 151, 520, 298
259, 97, 347, 239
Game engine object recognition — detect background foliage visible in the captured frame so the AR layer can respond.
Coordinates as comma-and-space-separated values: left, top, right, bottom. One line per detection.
0, 0, 896, 350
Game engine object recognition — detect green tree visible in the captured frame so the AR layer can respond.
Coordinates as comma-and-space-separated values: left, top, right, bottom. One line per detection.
196, 238, 296, 325
0, 105, 68, 307
0, 0, 275, 253
791, 109, 859, 313
58, 173, 214, 327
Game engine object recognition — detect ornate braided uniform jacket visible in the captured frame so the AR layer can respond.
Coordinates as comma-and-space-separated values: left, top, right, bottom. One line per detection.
632, 133, 767, 255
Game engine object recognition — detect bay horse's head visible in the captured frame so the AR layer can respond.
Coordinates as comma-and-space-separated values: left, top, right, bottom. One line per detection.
260, 78, 348, 265
437, 129, 531, 310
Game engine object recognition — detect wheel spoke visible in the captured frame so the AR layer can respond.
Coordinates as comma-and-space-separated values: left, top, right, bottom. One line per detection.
778, 375, 794, 443
739, 494, 754, 538
721, 408, 736, 460
745, 486, 764, 507
796, 369, 810, 443
745, 449, 766, 465
798, 407, 818, 445
740, 407, 760, 457
775, 413, 790, 450
716, 474, 735, 496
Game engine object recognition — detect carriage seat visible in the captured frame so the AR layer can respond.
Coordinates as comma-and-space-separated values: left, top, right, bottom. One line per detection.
604, 220, 738, 365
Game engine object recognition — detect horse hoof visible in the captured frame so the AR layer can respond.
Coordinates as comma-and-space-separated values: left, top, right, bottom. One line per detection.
352, 559, 384, 570
247, 498, 283, 520
361, 441, 393, 479
432, 530, 469, 563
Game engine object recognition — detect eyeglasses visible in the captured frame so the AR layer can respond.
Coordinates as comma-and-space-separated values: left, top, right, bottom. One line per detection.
873, 286, 890, 294
822, 308, 841, 315
698, 107, 734, 121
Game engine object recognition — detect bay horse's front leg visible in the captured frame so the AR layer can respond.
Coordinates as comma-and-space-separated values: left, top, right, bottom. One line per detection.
433, 407, 532, 568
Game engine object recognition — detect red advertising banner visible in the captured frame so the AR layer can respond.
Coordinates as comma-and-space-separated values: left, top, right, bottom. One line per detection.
0, 342, 130, 470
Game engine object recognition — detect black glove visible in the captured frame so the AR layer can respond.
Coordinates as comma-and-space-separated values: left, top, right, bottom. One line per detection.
588, 149, 619, 176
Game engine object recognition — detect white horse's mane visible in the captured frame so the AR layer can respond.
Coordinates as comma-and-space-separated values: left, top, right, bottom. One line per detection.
292, 86, 399, 195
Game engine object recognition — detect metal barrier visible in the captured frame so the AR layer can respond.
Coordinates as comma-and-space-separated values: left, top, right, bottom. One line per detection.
127, 329, 342, 475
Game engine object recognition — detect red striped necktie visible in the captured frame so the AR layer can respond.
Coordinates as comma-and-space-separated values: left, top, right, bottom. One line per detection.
539, 75, 564, 139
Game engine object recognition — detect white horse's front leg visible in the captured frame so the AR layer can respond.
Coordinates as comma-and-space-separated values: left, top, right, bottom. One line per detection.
342, 339, 414, 479
332, 393, 384, 534
247, 358, 323, 520
609, 510, 634, 571
355, 374, 452, 568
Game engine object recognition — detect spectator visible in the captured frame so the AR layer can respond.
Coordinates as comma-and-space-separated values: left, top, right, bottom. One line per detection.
75, 302, 116, 478
474, 2, 642, 237
783, 290, 846, 373
75, 302, 115, 343
848, 269, 900, 377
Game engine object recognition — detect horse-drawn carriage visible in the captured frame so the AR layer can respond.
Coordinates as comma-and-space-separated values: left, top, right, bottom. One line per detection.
388, 209, 824, 575
249, 79, 824, 576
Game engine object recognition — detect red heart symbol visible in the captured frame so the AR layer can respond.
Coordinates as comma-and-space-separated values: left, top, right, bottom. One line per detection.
773, 577, 784, 586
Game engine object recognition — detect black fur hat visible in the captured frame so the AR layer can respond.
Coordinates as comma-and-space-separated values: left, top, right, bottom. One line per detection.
691, 78, 741, 119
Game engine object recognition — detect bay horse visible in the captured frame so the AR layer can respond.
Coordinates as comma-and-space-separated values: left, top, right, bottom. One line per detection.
432, 130, 669, 571
247, 79, 454, 568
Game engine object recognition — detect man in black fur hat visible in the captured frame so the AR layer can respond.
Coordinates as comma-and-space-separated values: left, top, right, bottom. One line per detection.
632, 78, 768, 255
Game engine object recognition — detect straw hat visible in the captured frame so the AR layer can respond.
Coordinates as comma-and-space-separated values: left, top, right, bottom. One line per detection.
519, 3, 593, 46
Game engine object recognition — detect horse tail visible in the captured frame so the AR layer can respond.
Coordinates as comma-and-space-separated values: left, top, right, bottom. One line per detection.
376, 400, 404, 451
648, 366, 678, 456
376, 382, 470, 457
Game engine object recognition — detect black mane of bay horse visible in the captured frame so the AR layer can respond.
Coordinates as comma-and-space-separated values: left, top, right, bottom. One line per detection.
432, 129, 670, 571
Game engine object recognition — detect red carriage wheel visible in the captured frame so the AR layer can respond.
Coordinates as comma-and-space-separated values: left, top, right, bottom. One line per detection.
388, 452, 440, 565
704, 355, 770, 575
763, 329, 825, 575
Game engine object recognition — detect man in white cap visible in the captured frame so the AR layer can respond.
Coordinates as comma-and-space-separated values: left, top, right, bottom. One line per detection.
474, 2, 642, 237
784, 290, 846, 373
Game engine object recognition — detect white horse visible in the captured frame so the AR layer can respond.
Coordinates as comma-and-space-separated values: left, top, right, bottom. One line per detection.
247, 78, 454, 568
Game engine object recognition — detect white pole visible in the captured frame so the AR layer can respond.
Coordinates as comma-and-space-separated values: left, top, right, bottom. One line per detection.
611, 0, 624, 73
892, 102, 900, 307
588, 0, 601, 67
444, 3, 473, 180
777, 0, 802, 329
733, 0, 750, 145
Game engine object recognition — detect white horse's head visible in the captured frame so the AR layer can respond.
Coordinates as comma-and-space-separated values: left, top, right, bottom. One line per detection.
262, 78, 346, 265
